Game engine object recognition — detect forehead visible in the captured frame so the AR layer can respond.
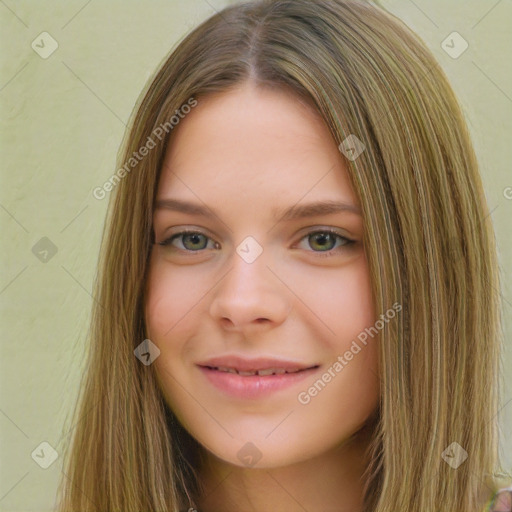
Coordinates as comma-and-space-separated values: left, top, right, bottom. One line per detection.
157, 83, 358, 209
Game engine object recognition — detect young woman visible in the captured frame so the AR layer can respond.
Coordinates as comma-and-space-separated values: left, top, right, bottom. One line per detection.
56, 1, 511, 510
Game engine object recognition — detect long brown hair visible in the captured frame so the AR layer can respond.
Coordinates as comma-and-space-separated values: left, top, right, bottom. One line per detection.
56, 1, 509, 510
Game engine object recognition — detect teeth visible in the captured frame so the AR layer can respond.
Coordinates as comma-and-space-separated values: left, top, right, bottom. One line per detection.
256, 368, 277, 376
216, 366, 238, 374
213, 366, 304, 376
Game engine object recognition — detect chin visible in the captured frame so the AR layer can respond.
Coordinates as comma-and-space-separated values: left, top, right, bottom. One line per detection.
193, 426, 333, 470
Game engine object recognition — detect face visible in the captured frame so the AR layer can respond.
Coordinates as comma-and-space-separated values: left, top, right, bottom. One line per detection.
145, 82, 379, 469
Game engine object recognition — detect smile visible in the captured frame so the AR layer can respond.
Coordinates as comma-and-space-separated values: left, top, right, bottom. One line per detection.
205, 365, 306, 376
197, 358, 320, 399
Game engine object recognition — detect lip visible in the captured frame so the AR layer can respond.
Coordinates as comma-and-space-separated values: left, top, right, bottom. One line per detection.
197, 356, 319, 399
198, 355, 316, 372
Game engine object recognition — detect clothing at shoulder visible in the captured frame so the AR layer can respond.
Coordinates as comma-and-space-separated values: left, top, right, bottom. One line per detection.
489, 486, 512, 512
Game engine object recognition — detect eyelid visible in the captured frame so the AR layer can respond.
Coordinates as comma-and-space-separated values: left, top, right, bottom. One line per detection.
157, 225, 218, 243
293, 225, 355, 243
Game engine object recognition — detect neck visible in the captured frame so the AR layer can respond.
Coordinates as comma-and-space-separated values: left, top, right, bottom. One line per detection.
194, 424, 374, 512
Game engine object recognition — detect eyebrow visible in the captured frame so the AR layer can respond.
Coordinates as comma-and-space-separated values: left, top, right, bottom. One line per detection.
155, 198, 361, 222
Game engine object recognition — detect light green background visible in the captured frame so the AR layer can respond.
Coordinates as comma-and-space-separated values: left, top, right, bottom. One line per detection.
1, 1, 510, 510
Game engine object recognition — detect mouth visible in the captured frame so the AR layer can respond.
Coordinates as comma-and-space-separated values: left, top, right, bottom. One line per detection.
202, 365, 313, 376
197, 356, 320, 399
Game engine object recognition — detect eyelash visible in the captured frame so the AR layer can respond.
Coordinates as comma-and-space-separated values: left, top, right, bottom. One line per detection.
157, 228, 355, 258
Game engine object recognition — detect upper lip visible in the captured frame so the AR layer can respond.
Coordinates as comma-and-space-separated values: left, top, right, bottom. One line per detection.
197, 356, 318, 372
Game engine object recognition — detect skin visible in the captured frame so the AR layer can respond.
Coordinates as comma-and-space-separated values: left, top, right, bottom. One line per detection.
144, 81, 380, 512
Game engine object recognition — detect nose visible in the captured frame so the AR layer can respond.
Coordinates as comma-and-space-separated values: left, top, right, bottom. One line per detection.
208, 249, 292, 335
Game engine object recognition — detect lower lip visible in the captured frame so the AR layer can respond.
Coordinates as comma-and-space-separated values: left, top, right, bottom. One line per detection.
198, 365, 319, 399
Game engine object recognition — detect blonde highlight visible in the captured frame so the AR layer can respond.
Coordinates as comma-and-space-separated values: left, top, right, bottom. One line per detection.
56, 1, 509, 511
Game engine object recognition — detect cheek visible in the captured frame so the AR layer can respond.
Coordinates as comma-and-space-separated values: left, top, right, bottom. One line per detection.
144, 261, 198, 405
290, 254, 375, 349
332, 259, 375, 346
144, 257, 205, 339
331, 259, 377, 370
145, 278, 175, 340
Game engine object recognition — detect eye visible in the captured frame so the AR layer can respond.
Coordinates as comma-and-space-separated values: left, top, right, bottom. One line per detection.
156, 228, 355, 257
158, 230, 219, 252
295, 229, 355, 256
